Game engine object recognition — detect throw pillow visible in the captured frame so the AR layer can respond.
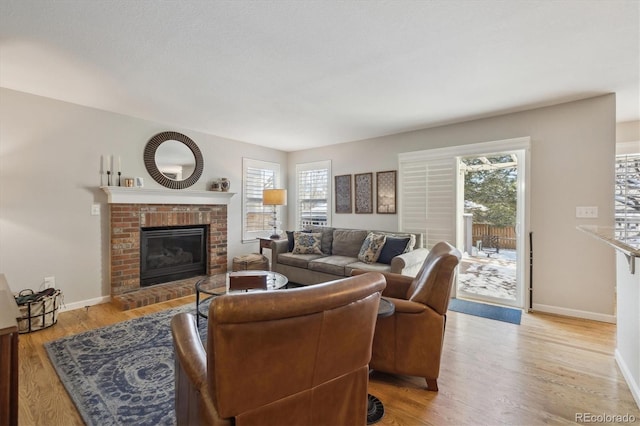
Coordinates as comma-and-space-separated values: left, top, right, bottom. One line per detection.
358, 232, 387, 264
378, 236, 411, 264
292, 232, 323, 255
383, 233, 416, 252
305, 226, 335, 254
286, 230, 311, 252
404, 234, 416, 252
286, 231, 295, 251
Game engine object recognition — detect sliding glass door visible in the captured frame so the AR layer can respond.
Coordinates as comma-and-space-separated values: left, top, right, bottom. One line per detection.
398, 137, 529, 309
456, 150, 526, 308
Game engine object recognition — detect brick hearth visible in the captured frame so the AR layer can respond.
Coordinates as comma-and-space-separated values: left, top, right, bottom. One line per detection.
109, 203, 228, 310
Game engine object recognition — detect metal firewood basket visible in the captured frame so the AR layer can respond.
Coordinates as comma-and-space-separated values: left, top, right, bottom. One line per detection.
15, 288, 63, 333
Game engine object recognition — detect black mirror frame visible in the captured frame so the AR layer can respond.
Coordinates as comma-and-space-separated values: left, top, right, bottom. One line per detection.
144, 131, 204, 189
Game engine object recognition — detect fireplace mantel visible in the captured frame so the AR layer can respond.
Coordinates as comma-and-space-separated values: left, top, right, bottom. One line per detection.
100, 186, 235, 205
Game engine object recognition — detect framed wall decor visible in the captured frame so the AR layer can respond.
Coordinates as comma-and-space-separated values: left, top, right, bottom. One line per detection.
354, 172, 373, 214
376, 170, 397, 214
335, 174, 352, 213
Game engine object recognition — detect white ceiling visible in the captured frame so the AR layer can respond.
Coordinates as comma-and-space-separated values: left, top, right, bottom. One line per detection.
1, 0, 638, 152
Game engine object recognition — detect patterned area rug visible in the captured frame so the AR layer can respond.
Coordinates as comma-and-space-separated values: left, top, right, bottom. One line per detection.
45, 303, 206, 426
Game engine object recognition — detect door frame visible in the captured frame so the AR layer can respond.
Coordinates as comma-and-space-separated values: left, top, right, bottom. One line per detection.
450, 137, 531, 309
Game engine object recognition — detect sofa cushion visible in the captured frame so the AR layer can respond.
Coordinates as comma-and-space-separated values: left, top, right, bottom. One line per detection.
358, 233, 387, 263
308, 256, 358, 276
332, 229, 368, 257
292, 232, 323, 255
345, 261, 392, 276
306, 226, 335, 254
378, 236, 412, 264
277, 252, 326, 269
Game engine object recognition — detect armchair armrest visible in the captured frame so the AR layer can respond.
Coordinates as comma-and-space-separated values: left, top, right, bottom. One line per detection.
352, 269, 412, 299
385, 297, 427, 314
172, 313, 231, 426
171, 313, 208, 391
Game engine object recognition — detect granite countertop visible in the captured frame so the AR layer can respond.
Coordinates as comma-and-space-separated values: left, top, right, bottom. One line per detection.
577, 225, 640, 256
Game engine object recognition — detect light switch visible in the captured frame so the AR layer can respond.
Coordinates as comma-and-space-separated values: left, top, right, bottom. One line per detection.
91, 204, 101, 216
576, 206, 598, 218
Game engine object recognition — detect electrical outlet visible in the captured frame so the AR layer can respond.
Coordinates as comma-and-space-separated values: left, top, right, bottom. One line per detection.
91, 204, 101, 216
44, 276, 55, 288
576, 206, 598, 218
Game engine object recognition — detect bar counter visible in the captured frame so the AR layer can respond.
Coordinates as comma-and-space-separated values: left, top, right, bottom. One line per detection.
577, 225, 640, 255
578, 225, 640, 273
578, 224, 640, 409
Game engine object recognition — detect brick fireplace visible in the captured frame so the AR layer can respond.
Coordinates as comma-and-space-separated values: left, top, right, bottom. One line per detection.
103, 187, 233, 310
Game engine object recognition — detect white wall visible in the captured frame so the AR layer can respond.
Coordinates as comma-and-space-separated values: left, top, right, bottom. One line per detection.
0, 88, 287, 307
0, 89, 617, 320
616, 120, 640, 155
288, 95, 616, 321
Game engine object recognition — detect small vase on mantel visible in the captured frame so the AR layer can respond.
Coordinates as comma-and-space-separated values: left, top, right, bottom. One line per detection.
220, 178, 230, 192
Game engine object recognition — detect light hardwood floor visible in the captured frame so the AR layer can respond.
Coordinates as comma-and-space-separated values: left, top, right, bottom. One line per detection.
17, 297, 640, 425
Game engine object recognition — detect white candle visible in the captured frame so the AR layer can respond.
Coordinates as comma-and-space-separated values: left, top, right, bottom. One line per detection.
110, 155, 114, 173
118, 156, 121, 173
102, 155, 106, 173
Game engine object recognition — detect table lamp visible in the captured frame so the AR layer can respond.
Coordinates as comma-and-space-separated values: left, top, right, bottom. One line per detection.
262, 189, 287, 239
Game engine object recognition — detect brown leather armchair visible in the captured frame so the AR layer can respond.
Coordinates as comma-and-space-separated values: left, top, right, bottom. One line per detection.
171, 272, 386, 426
353, 241, 461, 391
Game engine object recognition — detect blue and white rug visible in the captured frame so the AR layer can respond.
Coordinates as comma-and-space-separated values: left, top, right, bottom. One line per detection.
45, 303, 206, 426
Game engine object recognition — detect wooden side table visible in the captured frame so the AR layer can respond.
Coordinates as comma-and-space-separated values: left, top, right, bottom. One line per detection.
258, 237, 274, 254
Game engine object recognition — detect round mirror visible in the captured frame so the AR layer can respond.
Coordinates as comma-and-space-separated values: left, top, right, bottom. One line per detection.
144, 131, 204, 189
155, 140, 196, 181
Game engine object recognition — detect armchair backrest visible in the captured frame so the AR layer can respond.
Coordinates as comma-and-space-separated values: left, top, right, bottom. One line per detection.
207, 272, 386, 425
407, 241, 462, 315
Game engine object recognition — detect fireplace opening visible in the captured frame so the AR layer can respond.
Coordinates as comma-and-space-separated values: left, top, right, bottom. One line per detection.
140, 225, 207, 286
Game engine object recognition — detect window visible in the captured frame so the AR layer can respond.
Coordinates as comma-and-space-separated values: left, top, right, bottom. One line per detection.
242, 158, 281, 241
615, 154, 640, 242
296, 160, 331, 228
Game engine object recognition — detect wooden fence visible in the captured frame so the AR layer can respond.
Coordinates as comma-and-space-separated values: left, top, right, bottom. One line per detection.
471, 224, 517, 250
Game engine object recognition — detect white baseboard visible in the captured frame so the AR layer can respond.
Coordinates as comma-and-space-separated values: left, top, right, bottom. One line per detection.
60, 295, 111, 312
531, 303, 616, 324
615, 349, 640, 409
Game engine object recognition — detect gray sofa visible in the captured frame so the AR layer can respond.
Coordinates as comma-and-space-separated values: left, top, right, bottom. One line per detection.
269, 226, 429, 285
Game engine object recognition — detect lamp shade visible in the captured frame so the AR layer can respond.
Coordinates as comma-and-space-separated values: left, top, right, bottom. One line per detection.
263, 189, 287, 206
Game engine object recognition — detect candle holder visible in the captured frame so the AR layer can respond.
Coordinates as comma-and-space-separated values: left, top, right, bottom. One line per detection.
118, 172, 122, 187
107, 171, 112, 186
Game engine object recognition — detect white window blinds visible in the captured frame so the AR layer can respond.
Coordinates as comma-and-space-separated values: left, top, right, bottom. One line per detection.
399, 153, 456, 249
296, 160, 331, 228
615, 154, 640, 241
398, 137, 530, 250
242, 158, 280, 241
